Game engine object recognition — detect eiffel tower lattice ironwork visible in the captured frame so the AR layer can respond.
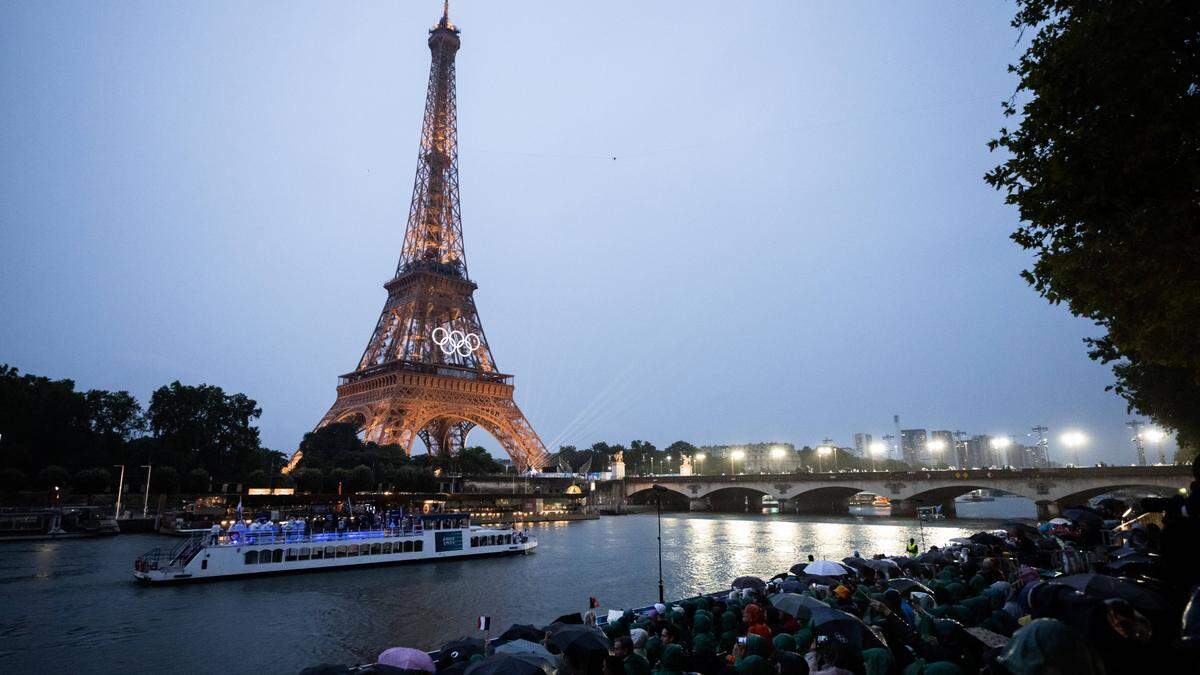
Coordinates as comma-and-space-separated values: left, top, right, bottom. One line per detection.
311, 5, 548, 470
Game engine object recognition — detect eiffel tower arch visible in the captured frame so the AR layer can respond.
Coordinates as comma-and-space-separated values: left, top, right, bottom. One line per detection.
304, 5, 549, 471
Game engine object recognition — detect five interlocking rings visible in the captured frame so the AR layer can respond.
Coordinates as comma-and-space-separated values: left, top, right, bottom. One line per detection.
431, 327, 482, 357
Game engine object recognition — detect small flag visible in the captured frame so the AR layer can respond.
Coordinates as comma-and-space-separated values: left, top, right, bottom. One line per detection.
236, 498, 243, 521
477, 616, 491, 631
589, 596, 600, 609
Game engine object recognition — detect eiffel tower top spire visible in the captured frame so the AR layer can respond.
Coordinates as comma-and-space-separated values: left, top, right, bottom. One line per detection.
396, 4, 465, 280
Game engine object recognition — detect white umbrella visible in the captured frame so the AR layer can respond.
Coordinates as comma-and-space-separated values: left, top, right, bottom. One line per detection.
804, 560, 851, 576
1049, 517, 1071, 525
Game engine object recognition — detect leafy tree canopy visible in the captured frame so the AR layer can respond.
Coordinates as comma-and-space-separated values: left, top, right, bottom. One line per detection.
986, 0, 1200, 454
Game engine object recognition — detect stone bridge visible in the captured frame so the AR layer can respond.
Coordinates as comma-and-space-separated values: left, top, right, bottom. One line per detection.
614, 466, 1191, 520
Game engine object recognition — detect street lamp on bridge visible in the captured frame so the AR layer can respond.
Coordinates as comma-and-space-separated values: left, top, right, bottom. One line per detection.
817, 445, 833, 473
928, 439, 947, 469
770, 446, 786, 473
1060, 431, 1087, 468
694, 452, 706, 474
868, 441, 887, 472
990, 436, 1012, 468
730, 449, 745, 475
1141, 428, 1167, 465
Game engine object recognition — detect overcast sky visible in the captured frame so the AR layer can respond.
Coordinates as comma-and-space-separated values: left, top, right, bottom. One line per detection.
0, 1, 1172, 465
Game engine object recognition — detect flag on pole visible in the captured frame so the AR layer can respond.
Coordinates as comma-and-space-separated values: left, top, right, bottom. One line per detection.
236, 497, 243, 521
477, 616, 491, 631
589, 597, 600, 609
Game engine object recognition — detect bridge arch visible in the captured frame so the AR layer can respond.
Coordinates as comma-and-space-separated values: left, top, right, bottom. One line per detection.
700, 486, 775, 512
1053, 483, 1181, 509
627, 485, 691, 509
785, 485, 865, 516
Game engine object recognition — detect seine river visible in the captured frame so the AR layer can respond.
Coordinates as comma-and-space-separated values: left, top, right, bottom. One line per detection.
0, 508, 1025, 673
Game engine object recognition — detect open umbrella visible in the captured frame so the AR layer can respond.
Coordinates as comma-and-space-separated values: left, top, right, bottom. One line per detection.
887, 556, 919, 571
863, 559, 901, 576
968, 532, 1008, 547
779, 577, 809, 593
1048, 517, 1071, 526
550, 612, 583, 625
887, 578, 934, 596
438, 637, 485, 664
545, 624, 611, 658
1054, 574, 1167, 612
464, 653, 554, 675
498, 625, 545, 645
809, 606, 887, 650
495, 640, 555, 664
1062, 508, 1104, 529
916, 550, 950, 565
841, 557, 870, 572
377, 647, 436, 673
804, 560, 851, 577
1002, 521, 1040, 537
732, 575, 768, 592
769, 592, 830, 619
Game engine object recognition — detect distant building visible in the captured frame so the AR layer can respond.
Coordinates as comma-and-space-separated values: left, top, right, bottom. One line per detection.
901, 429, 927, 468
698, 442, 799, 474
966, 434, 993, 468
930, 430, 954, 467
853, 433, 872, 458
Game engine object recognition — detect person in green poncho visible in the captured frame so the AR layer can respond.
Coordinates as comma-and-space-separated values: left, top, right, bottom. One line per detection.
652, 644, 688, 675
613, 635, 650, 675
734, 654, 772, 675
862, 647, 894, 675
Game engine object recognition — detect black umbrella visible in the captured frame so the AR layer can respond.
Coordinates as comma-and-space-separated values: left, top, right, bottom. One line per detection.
788, 563, 809, 576
779, 577, 809, 593
841, 557, 871, 573
863, 559, 901, 576
769, 592, 830, 619
809, 606, 887, 650
1054, 574, 1167, 612
545, 624, 611, 657
550, 612, 583, 625
887, 556, 919, 571
1105, 552, 1162, 572
1002, 521, 1040, 537
887, 578, 934, 596
439, 637, 485, 664
464, 653, 553, 675
1062, 508, 1105, 529
968, 532, 1008, 547
916, 550, 950, 565
1096, 498, 1127, 517
498, 624, 545, 644
732, 576, 768, 592
769, 572, 790, 582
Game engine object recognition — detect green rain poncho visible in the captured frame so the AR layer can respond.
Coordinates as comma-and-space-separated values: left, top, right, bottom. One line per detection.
692, 614, 714, 637
999, 618, 1106, 675
734, 655, 772, 675
902, 660, 964, 675
744, 634, 769, 658
771, 633, 795, 653
692, 633, 716, 660
792, 627, 814, 653
645, 635, 663, 667
862, 648, 894, 675
624, 653, 651, 675
653, 644, 688, 675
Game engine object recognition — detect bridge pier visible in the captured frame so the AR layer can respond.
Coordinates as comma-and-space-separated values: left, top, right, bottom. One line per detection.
1036, 501, 1061, 521
890, 500, 917, 518
689, 498, 710, 511
707, 491, 763, 512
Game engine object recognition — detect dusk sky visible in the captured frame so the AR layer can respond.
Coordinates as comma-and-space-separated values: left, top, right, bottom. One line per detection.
1, 1, 1170, 464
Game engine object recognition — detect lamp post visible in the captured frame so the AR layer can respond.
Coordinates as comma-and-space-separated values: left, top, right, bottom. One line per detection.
694, 452, 706, 475
928, 439, 947, 469
989, 437, 1011, 468
140, 464, 152, 517
868, 441, 887, 472
1060, 431, 1086, 468
1141, 428, 1167, 464
770, 447, 785, 474
730, 449, 745, 475
665, 455, 672, 475
651, 484, 669, 603
817, 445, 832, 473
113, 464, 125, 519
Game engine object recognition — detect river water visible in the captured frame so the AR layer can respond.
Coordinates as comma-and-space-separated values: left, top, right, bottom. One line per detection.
0, 511, 1016, 673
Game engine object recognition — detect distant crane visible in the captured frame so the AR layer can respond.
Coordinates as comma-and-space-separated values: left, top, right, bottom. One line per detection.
1125, 420, 1147, 466
1031, 425, 1050, 467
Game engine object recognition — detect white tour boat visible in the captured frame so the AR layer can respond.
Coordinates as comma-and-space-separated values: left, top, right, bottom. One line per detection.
133, 512, 535, 583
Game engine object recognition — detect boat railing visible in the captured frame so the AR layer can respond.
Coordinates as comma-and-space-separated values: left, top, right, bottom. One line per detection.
209, 526, 440, 548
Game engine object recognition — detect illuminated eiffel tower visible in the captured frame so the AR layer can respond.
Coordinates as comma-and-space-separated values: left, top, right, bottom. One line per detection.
310, 4, 548, 470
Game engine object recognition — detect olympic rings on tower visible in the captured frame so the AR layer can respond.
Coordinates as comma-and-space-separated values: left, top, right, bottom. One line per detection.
431, 326, 482, 357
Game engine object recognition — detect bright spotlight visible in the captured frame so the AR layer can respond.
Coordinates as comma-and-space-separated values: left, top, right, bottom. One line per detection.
817, 445, 833, 456
694, 452, 706, 462
928, 439, 947, 452
770, 447, 786, 459
1060, 431, 1087, 448
730, 449, 745, 461
1142, 428, 1166, 443
990, 437, 1012, 449
868, 441, 887, 456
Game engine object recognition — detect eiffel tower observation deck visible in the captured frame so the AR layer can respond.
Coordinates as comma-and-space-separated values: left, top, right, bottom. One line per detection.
311, 3, 549, 470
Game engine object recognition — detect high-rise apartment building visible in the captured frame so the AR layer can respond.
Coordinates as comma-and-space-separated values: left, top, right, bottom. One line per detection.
901, 429, 927, 468
853, 433, 872, 458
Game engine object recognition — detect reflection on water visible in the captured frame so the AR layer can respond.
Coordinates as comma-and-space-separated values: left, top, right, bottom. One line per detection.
0, 513, 996, 673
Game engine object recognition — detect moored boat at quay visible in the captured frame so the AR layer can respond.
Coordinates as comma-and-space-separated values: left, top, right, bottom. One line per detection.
133, 512, 535, 583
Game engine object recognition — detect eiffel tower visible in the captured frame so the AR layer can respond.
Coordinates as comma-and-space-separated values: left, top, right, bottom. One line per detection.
311, 4, 548, 470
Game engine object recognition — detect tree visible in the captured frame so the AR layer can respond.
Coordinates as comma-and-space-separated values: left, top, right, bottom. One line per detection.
85, 390, 145, 442
72, 467, 112, 494
36, 465, 71, 490
349, 464, 376, 492
292, 468, 324, 493
153, 466, 180, 494
183, 468, 210, 493
986, 0, 1200, 452
455, 446, 504, 475
0, 468, 27, 493
147, 381, 265, 480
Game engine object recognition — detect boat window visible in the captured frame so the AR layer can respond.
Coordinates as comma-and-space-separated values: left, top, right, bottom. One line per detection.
402, 541, 413, 553
336, 546, 347, 558
285, 548, 298, 562
312, 548, 323, 560
383, 542, 393, 554
299, 547, 311, 561
325, 545, 336, 558
359, 544, 370, 556
414, 540, 423, 552
273, 549, 283, 563
371, 543, 382, 555
245, 551, 259, 565
201, 559, 208, 570
347, 545, 359, 557
471, 537, 478, 546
